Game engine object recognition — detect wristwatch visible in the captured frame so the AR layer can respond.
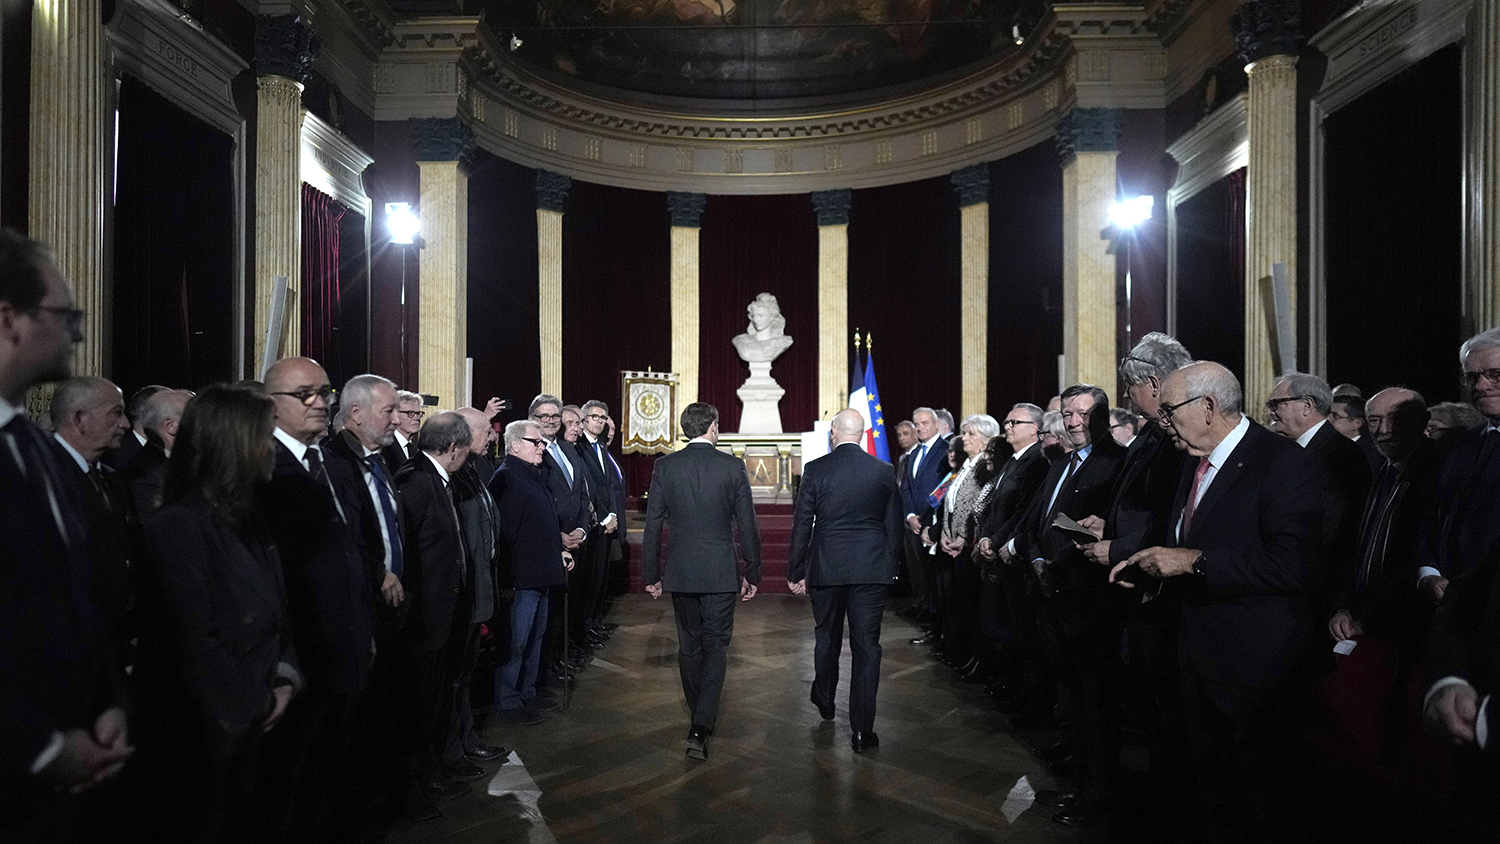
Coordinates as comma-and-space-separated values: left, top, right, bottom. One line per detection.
1191, 553, 1207, 577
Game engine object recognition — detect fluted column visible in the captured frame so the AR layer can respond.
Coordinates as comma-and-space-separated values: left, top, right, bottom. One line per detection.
414, 118, 474, 412
1058, 109, 1121, 392
811, 189, 851, 421
952, 165, 990, 416
29, 0, 105, 375
1234, 0, 1300, 411
536, 170, 570, 398
669, 192, 706, 414
253, 15, 317, 372
1467, 0, 1500, 331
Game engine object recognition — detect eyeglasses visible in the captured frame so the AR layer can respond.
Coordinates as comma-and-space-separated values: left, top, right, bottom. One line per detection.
32, 304, 85, 334
585, 413, 608, 421
271, 386, 336, 405
1002, 419, 1036, 428
1158, 395, 1206, 424
399, 409, 425, 420
533, 413, 562, 421
1264, 395, 1309, 413
520, 437, 546, 448
1462, 368, 1500, 389
1110, 423, 1132, 430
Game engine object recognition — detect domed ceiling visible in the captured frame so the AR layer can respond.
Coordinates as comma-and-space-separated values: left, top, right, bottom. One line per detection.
479, 0, 1037, 106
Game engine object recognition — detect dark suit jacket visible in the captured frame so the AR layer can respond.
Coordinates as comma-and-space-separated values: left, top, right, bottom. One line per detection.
1305, 421, 1374, 600
104, 430, 144, 472
323, 431, 404, 601
787, 443, 904, 587
0, 416, 123, 782
452, 460, 499, 624
489, 456, 567, 590
1427, 541, 1500, 754
578, 434, 622, 524
1332, 440, 1440, 645
1420, 424, 1500, 579
642, 442, 762, 592
898, 436, 950, 523
1102, 424, 1189, 565
120, 440, 167, 516
1169, 420, 1322, 695
136, 500, 297, 742
49, 439, 143, 658
393, 454, 469, 653
541, 439, 591, 535
1015, 438, 1129, 579
256, 440, 374, 694
1356, 434, 1383, 474
383, 437, 415, 474
977, 442, 1052, 550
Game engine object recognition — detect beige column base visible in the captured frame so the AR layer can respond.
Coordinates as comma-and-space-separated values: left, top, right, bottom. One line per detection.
818, 223, 848, 420
417, 161, 468, 412
1244, 53, 1298, 412
1062, 151, 1119, 394
30, 0, 105, 376
253, 74, 306, 372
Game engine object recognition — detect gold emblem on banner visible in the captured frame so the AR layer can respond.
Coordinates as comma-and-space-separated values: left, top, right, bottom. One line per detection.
621, 370, 678, 454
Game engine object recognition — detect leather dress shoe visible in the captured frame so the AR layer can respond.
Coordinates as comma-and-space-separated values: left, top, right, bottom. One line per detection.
419, 778, 470, 803
1033, 787, 1079, 809
810, 693, 834, 721
851, 731, 879, 753
909, 632, 941, 646
464, 742, 508, 762
685, 725, 709, 760
446, 759, 488, 781
601, 621, 619, 631
1030, 739, 1072, 764
1053, 805, 1109, 826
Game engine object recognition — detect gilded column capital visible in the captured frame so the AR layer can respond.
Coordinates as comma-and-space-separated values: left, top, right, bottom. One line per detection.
412, 117, 476, 167
668, 191, 708, 227
1231, 0, 1302, 65
810, 189, 852, 226
951, 164, 990, 208
537, 170, 573, 212
254, 14, 319, 84
1055, 108, 1123, 165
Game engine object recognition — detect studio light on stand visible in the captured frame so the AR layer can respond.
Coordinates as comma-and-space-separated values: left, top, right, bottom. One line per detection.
386, 202, 420, 387
1106, 195, 1153, 349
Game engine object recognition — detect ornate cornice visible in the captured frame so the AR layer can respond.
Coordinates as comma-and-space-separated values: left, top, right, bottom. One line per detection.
951, 164, 990, 207
810, 189, 852, 226
333, 0, 396, 53
1231, 0, 1302, 64
536, 170, 572, 212
1056, 107, 1123, 161
667, 192, 708, 227
411, 116, 475, 163
255, 14, 320, 84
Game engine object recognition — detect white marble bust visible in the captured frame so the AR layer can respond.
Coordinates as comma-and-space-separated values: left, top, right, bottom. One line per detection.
731, 293, 794, 363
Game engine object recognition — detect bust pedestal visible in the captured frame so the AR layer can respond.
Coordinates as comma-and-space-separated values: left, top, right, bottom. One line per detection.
736, 360, 785, 434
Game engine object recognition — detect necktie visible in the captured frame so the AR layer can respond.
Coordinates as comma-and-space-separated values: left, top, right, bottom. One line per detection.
304, 447, 346, 523
87, 465, 114, 516
1046, 452, 1081, 519
406, 441, 417, 463
5, 417, 72, 548
1355, 461, 1402, 595
594, 440, 607, 473
1180, 456, 1213, 538
551, 442, 574, 487
913, 442, 928, 477
365, 454, 404, 577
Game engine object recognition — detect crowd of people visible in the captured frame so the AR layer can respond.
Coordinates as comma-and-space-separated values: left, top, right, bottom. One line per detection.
886, 329, 1500, 840
0, 230, 632, 841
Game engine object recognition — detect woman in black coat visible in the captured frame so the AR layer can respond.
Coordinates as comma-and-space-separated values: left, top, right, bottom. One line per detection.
127, 384, 301, 842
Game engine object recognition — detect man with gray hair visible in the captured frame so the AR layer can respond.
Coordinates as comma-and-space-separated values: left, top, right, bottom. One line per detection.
1266, 372, 1372, 610
388, 389, 425, 468
120, 388, 190, 515
105, 383, 165, 470
1111, 361, 1321, 841
898, 407, 949, 636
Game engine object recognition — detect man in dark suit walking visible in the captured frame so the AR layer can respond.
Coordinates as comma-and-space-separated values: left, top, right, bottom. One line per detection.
642, 402, 762, 761
1113, 361, 1322, 843
786, 409, 903, 752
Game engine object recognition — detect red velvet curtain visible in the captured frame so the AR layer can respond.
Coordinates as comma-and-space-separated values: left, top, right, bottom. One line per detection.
698, 194, 820, 433
301, 184, 347, 372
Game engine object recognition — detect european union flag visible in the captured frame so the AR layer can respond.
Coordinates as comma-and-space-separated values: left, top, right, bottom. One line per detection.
863, 353, 890, 462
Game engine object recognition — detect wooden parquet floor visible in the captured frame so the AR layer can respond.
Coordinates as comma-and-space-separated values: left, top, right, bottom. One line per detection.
387, 594, 1098, 844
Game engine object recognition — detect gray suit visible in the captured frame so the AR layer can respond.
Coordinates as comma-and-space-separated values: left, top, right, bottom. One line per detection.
641, 441, 762, 728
